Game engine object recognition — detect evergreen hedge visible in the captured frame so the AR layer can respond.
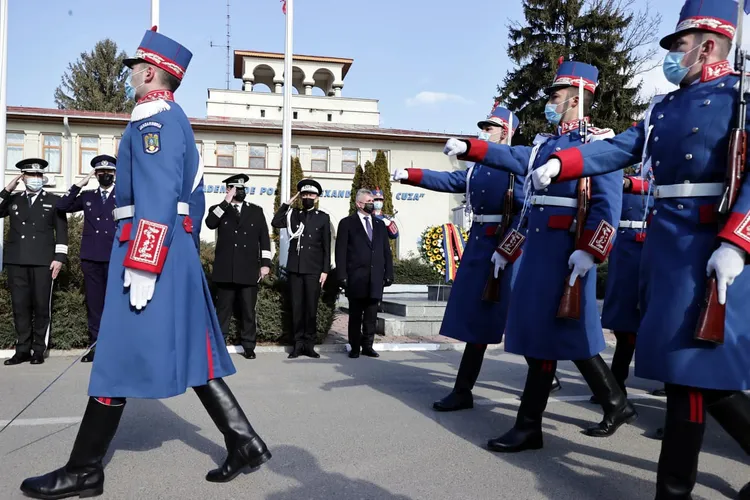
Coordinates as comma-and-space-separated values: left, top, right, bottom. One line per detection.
0, 215, 338, 350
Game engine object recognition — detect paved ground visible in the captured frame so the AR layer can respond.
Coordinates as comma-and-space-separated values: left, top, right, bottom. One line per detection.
0, 348, 746, 500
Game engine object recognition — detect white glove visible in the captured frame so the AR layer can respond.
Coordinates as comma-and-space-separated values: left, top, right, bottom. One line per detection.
392, 169, 409, 181
123, 268, 157, 310
568, 250, 595, 286
532, 159, 562, 190
707, 242, 746, 305
443, 138, 467, 157
491, 251, 508, 278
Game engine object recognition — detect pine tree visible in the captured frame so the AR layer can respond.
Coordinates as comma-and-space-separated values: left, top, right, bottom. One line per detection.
349, 164, 365, 215
372, 151, 394, 216
498, 0, 662, 144
272, 156, 305, 246
54, 39, 135, 113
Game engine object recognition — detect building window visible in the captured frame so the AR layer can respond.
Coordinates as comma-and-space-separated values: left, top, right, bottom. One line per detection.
291, 146, 299, 158
216, 143, 235, 167
249, 145, 266, 169
327, 114, 332, 122
342, 149, 358, 174
79, 136, 100, 174
293, 111, 298, 119
6, 132, 24, 169
42, 134, 62, 173
311, 147, 328, 172
260, 109, 266, 118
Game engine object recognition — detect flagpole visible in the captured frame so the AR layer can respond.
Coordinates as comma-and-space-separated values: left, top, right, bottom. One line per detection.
0, 0, 9, 270
279, 0, 293, 268
151, 0, 159, 29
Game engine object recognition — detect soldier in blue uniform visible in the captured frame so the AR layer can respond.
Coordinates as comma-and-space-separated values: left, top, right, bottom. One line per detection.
532, 2, 750, 496
444, 61, 636, 452
592, 171, 653, 402
20, 28, 271, 499
370, 188, 399, 240
56, 155, 118, 363
393, 104, 559, 413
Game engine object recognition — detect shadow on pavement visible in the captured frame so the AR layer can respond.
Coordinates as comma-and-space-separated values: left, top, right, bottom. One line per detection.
264, 445, 412, 500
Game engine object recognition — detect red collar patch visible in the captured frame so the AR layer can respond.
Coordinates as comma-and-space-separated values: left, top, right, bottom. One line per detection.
559, 116, 590, 135
701, 60, 733, 82
137, 90, 175, 104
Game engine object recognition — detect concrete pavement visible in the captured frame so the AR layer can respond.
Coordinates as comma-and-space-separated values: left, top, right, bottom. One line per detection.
0, 348, 746, 500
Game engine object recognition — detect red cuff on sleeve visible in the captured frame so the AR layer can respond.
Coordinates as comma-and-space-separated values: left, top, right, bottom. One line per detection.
577, 220, 616, 262
551, 148, 584, 182
123, 219, 170, 274
460, 139, 489, 164
626, 177, 650, 194
119, 222, 133, 243
496, 229, 526, 263
718, 211, 750, 253
403, 169, 424, 186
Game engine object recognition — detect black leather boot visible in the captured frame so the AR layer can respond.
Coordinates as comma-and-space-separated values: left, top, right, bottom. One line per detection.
550, 374, 562, 393
739, 482, 750, 500
487, 358, 555, 452
20, 397, 125, 499
194, 378, 271, 482
655, 390, 705, 499
575, 355, 637, 437
433, 343, 486, 412
589, 332, 634, 404
706, 392, 750, 455
81, 346, 95, 363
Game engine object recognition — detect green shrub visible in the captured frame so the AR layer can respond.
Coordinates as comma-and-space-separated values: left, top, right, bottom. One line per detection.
0, 216, 338, 349
596, 259, 609, 300
393, 257, 443, 284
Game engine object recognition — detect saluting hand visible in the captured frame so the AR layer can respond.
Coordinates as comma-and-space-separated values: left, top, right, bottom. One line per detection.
76, 170, 96, 188
50, 260, 63, 280
224, 186, 236, 203
5, 174, 23, 192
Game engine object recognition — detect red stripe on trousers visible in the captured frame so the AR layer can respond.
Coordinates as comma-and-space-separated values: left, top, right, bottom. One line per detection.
206, 330, 215, 380
689, 391, 704, 423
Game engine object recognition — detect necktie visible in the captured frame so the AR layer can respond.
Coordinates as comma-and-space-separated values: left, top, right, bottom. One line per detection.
365, 216, 372, 241
101, 190, 108, 203
28, 194, 33, 206
234, 204, 241, 217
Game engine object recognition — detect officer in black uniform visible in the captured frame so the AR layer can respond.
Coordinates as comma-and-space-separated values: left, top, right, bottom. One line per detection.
271, 178, 330, 359
205, 174, 272, 359
2, 158, 68, 365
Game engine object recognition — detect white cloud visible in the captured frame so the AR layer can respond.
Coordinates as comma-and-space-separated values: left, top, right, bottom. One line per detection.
406, 91, 473, 107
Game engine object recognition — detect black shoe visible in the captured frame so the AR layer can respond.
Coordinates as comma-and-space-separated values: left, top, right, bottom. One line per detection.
574, 355, 637, 437
487, 426, 543, 453
348, 350, 360, 359
193, 378, 271, 483
242, 350, 256, 360
81, 348, 95, 363
550, 375, 562, 393
304, 346, 320, 359
30, 354, 45, 365
4, 353, 31, 366
739, 482, 750, 500
288, 349, 300, 359
651, 388, 667, 397
652, 427, 664, 440
433, 391, 473, 412
20, 397, 125, 499
361, 347, 379, 358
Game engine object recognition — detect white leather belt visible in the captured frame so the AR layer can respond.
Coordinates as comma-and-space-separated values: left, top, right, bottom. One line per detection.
530, 195, 578, 208
113, 202, 190, 221
619, 220, 647, 229
654, 183, 723, 199
472, 214, 503, 223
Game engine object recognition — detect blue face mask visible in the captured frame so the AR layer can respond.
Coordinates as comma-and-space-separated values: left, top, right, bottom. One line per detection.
544, 97, 573, 126
662, 43, 703, 86
477, 131, 491, 141
124, 68, 147, 101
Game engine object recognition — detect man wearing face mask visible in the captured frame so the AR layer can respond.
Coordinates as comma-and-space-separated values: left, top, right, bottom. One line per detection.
1, 159, 68, 366
56, 155, 118, 363
393, 102, 560, 413
370, 188, 399, 240
527, 1, 750, 497
335, 189, 394, 358
272, 178, 331, 359
205, 174, 272, 360
444, 61, 634, 451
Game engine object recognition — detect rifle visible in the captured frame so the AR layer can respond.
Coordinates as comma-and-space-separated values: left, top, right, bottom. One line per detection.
482, 174, 515, 302
557, 176, 591, 320
694, 20, 749, 346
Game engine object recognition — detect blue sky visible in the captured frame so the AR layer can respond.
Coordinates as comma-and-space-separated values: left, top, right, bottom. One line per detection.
6, 0, 749, 135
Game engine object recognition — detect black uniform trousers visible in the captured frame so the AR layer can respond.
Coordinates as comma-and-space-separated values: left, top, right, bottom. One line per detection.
347, 298, 379, 351
80, 260, 109, 344
215, 283, 259, 352
288, 272, 320, 348
6, 264, 54, 355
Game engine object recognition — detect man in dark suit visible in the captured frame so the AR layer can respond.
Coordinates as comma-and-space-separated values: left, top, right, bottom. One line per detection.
271, 178, 330, 359
205, 174, 272, 359
2, 158, 68, 366
56, 155, 118, 362
336, 188, 393, 359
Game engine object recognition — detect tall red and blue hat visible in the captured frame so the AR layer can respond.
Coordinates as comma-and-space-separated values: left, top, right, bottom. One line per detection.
659, 0, 738, 49
123, 26, 193, 81
545, 59, 599, 95
372, 187, 384, 200
477, 102, 518, 131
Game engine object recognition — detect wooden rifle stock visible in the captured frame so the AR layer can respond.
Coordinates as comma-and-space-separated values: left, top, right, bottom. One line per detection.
557, 177, 591, 320
693, 275, 725, 345
482, 175, 515, 302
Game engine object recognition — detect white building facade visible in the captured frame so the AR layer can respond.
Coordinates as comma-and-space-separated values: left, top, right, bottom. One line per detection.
3, 51, 471, 259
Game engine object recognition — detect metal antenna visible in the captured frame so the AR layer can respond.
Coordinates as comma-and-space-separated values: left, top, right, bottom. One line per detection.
210, 0, 232, 90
